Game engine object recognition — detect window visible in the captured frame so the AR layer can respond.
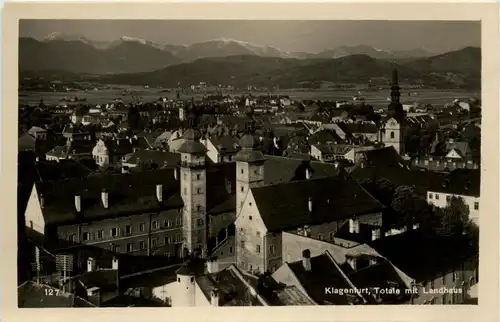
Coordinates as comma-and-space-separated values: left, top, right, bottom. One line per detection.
446, 195, 451, 202
196, 205, 201, 212
139, 223, 145, 232
125, 225, 132, 234
175, 235, 182, 243
240, 240, 245, 248
139, 241, 146, 250
111, 228, 119, 237
442, 274, 446, 284
317, 234, 324, 241
196, 174, 200, 180
183, 173, 187, 180
126, 243, 133, 252
197, 218, 204, 226
82, 232, 90, 241
176, 217, 182, 226
390, 131, 395, 139
249, 216, 253, 220
269, 245, 275, 256
428, 193, 433, 199
152, 238, 157, 247
97, 230, 104, 239
229, 247, 233, 254
249, 202, 252, 206
165, 236, 172, 244
68, 234, 76, 242
152, 221, 159, 230
329, 232, 335, 240
474, 202, 479, 210
165, 220, 172, 228
256, 245, 261, 253
241, 186, 244, 192
241, 169, 244, 174
435, 194, 440, 200
197, 188, 201, 194
256, 231, 260, 237
113, 245, 121, 253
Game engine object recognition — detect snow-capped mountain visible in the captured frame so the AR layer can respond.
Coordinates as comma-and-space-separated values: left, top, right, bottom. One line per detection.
315, 45, 435, 60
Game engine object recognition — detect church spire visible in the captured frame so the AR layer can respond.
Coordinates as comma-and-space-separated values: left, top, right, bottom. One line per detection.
390, 68, 401, 105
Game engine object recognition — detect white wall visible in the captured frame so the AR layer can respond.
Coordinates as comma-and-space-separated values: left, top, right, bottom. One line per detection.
25, 185, 46, 234
427, 192, 480, 225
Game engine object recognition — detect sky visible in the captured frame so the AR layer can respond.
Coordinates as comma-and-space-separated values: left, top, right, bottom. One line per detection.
20, 20, 481, 54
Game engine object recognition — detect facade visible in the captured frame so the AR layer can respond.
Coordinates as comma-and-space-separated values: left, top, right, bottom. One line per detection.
381, 117, 405, 155
92, 139, 110, 167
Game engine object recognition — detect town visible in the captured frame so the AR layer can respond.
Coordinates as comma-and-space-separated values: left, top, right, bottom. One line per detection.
18, 68, 480, 307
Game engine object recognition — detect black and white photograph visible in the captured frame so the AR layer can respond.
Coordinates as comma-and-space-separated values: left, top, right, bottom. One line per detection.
14, 16, 484, 308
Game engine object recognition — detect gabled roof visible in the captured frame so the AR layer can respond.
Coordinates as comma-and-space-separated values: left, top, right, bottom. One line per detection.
74, 269, 119, 293
195, 265, 264, 306
287, 252, 364, 305
312, 144, 355, 156
124, 150, 181, 168
251, 176, 385, 232
210, 135, 240, 154
446, 141, 470, 157
362, 146, 407, 168
345, 260, 410, 304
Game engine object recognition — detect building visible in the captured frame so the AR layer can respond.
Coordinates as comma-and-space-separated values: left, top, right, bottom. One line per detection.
234, 169, 385, 274
310, 144, 376, 164
380, 117, 405, 155
202, 135, 240, 164
18, 281, 96, 308
426, 169, 480, 224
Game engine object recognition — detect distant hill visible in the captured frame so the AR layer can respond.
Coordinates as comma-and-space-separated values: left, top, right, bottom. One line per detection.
19, 34, 445, 75
93, 48, 480, 89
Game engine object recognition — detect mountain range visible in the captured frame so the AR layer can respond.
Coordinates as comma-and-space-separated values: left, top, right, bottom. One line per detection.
20, 33, 439, 74
93, 47, 481, 90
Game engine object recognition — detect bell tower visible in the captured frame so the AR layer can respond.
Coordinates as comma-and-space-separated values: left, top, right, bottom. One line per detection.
178, 126, 208, 257
235, 121, 266, 217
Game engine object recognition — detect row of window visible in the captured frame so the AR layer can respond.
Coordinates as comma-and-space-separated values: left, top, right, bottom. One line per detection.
68, 218, 183, 242
183, 187, 204, 195
240, 240, 276, 255
183, 173, 203, 181
428, 193, 479, 210
109, 235, 184, 253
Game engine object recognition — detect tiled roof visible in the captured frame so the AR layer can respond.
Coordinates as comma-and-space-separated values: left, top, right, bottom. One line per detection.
340, 123, 378, 135
124, 150, 181, 168
345, 260, 410, 304
312, 144, 355, 156
18, 281, 96, 307
210, 136, 240, 154
351, 166, 448, 196
287, 252, 364, 305
274, 286, 316, 305
427, 169, 480, 197
251, 176, 384, 232
195, 265, 263, 306
35, 169, 183, 226
308, 130, 341, 145
263, 156, 342, 185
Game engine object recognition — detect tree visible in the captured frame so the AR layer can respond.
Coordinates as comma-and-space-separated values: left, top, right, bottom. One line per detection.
391, 185, 428, 229
434, 196, 470, 237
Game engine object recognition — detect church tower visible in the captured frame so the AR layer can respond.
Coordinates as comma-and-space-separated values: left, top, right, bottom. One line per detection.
382, 69, 406, 155
178, 126, 208, 257
235, 123, 266, 217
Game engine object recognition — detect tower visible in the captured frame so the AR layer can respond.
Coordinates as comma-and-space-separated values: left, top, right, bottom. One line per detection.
174, 264, 197, 307
178, 127, 208, 257
387, 69, 405, 122
235, 123, 266, 217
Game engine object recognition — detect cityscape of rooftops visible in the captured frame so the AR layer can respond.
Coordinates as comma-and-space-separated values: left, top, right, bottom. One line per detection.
18, 19, 480, 307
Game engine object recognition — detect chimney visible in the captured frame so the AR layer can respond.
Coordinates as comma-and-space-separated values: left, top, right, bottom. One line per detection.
308, 197, 313, 213
174, 168, 178, 180
211, 288, 220, 306
87, 257, 97, 272
101, 190, 109, 209
302, 249, 312, 272
156, 184, 163, 203
207, 257, 219, 274
349, 218, 360, 234
129, 138, 133, 144
39, 194, 45, 209
371, 228, 381, 241
111, 257, 119, 270
303, 225, 311, 237
305, 168, 311, 179
74, 194, 82, 212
